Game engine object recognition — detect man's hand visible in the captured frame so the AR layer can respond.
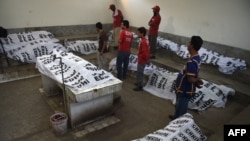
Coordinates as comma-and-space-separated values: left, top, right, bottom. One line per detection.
196, 78, 203, 88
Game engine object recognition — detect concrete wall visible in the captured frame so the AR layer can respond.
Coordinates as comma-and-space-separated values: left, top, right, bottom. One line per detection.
1, 0, 249, 51
0, 0, 114, 28
118, 0, 250, 51
0, 0, 249, 62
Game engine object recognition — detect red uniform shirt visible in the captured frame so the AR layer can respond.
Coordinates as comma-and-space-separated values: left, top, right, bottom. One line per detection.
138, 37, 150, 64
149, 14, 161, 35
113, 9, 123, 28
118, 29, 133, 52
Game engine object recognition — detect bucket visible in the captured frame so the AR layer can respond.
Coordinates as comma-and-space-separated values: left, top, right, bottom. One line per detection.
50, 112, 68, 135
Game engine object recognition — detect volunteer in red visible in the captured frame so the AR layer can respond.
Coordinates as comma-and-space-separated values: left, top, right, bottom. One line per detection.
116, 20, 133, 80
109, 4, 123, 50
148, 5, 161, 59
133, 27, 150, 91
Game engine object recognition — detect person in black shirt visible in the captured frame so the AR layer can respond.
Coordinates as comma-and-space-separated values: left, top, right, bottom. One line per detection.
96, 22, 108, 70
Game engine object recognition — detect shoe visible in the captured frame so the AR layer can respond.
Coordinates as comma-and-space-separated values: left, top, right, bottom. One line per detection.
150, 56, 156, 59
133, 87, 143, 91
168, 115, 175, 120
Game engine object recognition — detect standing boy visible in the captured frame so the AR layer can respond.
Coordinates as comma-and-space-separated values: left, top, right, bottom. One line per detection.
96, 22, 108, 70
116, 20, 133, 80
133, 27, 150, 91
169, 36, 203, 120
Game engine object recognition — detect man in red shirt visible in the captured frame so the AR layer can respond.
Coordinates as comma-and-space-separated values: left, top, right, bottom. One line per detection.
109, 4, 123, 50
133, 27, 150, 91
148, 5, 161, 59
116, 20, 133, 80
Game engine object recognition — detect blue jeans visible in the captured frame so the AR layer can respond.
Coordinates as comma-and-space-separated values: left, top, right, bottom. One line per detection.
116, 51, 130, 80
173, 92, 192, 119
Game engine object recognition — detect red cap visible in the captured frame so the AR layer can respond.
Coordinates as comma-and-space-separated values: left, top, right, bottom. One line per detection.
152, 5, 160, 11
109, 4, 115, 9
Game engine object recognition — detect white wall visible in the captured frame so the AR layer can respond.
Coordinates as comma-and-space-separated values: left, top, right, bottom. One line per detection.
0, 0, 249, 50
118, 0, 250, 51
0, 0, 114, 28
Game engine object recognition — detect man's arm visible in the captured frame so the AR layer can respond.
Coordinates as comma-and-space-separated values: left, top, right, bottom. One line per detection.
118, 30, 123, 44
100, 40, 107, 55
148, 18, 153, 26
188, 76, 203, 88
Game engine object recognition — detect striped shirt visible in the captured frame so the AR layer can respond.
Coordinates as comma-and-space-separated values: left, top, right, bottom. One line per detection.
175, 54, 201, 95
